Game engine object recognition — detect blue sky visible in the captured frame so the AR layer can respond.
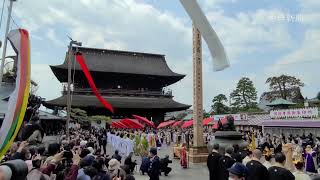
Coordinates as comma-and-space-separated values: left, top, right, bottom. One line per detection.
1, 0, 319, 111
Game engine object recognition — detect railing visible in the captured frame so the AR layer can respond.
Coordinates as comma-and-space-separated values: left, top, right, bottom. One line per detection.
62, 87, 173, 97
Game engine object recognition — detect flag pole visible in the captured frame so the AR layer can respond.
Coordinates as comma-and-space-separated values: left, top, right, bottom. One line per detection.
0, 0, 16, 87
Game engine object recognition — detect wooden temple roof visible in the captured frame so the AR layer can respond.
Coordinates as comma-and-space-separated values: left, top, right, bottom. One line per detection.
51, 46, 185, 80
44, 95, 191, 111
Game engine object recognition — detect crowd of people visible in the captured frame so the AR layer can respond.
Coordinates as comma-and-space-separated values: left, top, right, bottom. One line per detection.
207, 130, 320, 180
2, 122, 320, 180
0, 127, 177, 180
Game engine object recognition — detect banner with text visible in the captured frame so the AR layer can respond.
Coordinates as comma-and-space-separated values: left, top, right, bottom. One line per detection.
270, 108, 319, 119
213, 114, 248, 121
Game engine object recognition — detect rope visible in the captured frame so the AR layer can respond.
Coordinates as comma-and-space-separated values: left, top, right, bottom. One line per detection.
10, 16, 19, 28
0, 0, 6, 30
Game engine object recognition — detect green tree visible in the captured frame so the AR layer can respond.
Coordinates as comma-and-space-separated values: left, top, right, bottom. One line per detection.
230, 77, 257, 110
211, 94, 229, 114
203, 110, 211, 118
317, 92, 320, 100
266, 74, 304, 100
91, 115, 112, 124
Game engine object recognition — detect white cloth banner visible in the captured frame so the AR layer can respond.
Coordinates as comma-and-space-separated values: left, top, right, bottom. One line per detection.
270, 108, 319, 119
179, 0, 229, 71
107, 133, 134, 156
213, 114, 248, 121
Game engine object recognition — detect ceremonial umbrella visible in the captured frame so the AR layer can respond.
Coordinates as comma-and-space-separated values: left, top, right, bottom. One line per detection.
132, 115, 155, 127
120, 118, 144, 129
157, 120, 175, 129
112, 121, 127, 129
203, 117, 214, 125
181, 120, 193, 128
172, 120, 183, 127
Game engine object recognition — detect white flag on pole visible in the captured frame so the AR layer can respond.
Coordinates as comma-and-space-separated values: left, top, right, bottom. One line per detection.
180, 0, 230, 71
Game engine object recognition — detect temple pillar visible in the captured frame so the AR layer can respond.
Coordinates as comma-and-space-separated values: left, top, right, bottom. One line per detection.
188, 24, 208, 163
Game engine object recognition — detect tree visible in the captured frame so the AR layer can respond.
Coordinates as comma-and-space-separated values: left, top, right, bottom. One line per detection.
317, 92, 320, 100
203, 110, 211, 118
266, 74, 304, 100
211, 94, 229, 114
230, 77, 257, 109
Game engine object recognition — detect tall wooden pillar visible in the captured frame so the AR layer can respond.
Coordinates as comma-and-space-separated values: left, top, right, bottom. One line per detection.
192, 25, 204, 147
188, 24, 208, 163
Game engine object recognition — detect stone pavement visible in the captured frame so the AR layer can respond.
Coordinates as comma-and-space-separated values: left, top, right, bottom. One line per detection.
105, 143, 209, 180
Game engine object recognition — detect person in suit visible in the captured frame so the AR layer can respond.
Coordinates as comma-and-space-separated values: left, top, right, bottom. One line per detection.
148, 148, 160, 180
268, 152, 295, 180
218, 146, 236, 180
207, 143, 222, 180
246, 149, 268, 180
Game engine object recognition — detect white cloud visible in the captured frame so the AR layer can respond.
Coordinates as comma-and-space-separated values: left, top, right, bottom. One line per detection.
12, 0, 319, 111
47, 29, 64, 47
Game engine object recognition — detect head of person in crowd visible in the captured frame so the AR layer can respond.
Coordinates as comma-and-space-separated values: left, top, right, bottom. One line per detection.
213, 143, 219, 153
115, 150, 119, 155
149, 147, 157, 158
294, 161, 304, 171
275, 152, 286, 166
228, 162, 248, 180
233, 144, 239, 153
48, 143, 60, 156
128, 152, 134, 159
225, 146, 234, 156
80, 148, 91, 158
108, 159, 125, 179
265, 154, 272, 162
0, 165, 12, 180
252, 149, 262, 161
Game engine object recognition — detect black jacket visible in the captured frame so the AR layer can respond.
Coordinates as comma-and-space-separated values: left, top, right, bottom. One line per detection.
207, 151, 222, 180
148, 156, 160, 180
160, 157, 172, 170
111, 154, 122, 162
218, 155, 235, 180
246, 160, 269, 180
268, 166, 295, 180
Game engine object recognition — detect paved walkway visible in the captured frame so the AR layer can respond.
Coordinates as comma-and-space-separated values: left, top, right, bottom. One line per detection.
105, 143, 209, 180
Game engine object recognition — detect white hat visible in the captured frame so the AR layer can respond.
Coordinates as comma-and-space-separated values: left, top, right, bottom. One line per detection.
0, 165, 12, 180
108, 159, 120, 171
80, 140, 88, 147
87, 147, 94, 154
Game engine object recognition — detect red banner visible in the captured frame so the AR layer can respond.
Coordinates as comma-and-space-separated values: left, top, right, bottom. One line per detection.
75, 53, 114, 113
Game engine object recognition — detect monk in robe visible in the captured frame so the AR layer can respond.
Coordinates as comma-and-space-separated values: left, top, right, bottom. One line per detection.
304, 145, 317, 173
180, 143, 188, 168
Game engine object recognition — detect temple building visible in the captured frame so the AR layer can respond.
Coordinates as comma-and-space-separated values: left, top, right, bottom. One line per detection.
44, 47, 190, 124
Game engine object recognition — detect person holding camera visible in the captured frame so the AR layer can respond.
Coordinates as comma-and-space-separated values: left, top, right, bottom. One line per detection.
160, 155, 172, 176
124, 152, 137, 174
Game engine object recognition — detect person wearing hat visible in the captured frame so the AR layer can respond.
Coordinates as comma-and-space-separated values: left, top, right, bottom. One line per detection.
246, 149, 268, 180
148, 147, 160, 180
268, 152, 294, 180
108, 159, 126, 180
218, 146, 236, 180
304, 145, 317, 173
228, 162, 248, 180
207, 143, 222, 180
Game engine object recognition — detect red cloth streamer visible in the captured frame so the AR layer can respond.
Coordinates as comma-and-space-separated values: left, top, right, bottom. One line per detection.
75, 53, 114, 113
